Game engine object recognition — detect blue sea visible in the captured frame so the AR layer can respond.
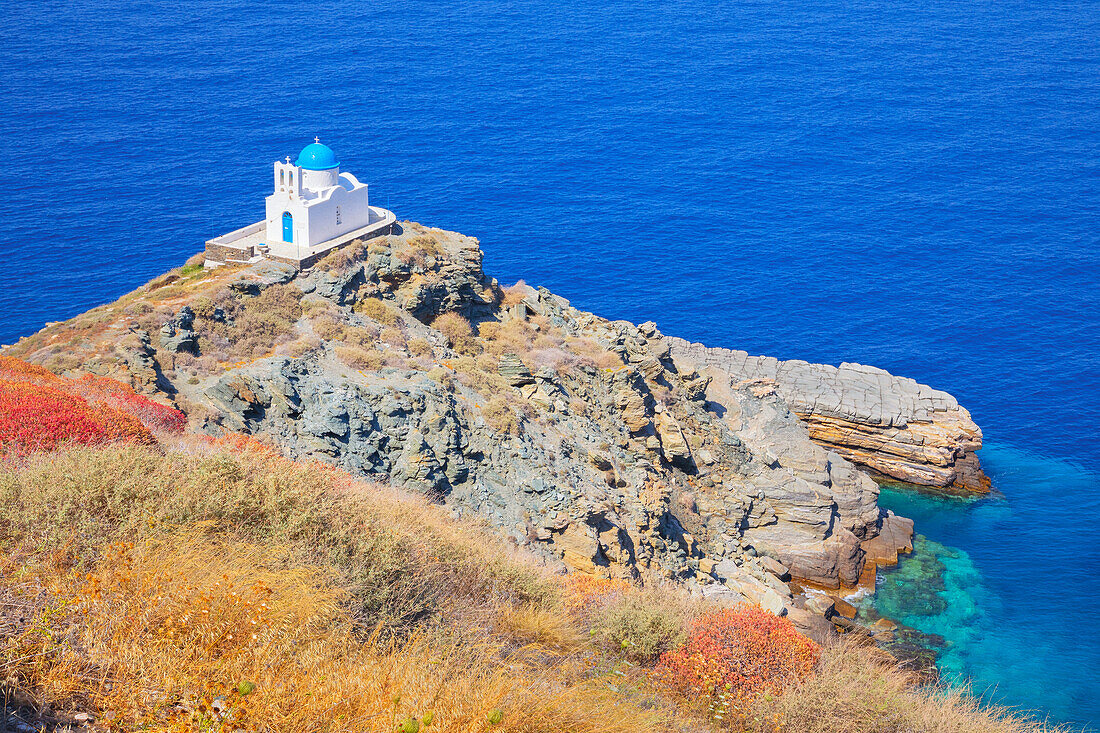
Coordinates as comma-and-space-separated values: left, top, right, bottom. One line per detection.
1, 0, 1097, 726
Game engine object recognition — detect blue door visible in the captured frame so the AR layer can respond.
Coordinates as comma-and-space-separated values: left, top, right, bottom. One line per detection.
282, 211, 293, 242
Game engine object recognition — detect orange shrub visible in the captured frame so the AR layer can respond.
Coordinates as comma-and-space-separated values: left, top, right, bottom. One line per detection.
214, 431, 280, 456
559, 573, 631, 616
656, 606, 818, 722
0, 355, 61, 382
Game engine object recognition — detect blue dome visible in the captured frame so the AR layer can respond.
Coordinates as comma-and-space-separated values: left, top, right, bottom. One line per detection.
294, 141, 340, 170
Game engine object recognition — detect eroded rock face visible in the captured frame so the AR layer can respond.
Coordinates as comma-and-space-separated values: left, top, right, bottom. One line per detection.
666, 339, 990, 493
17, 221, 983, 626
176, 224, 899, 594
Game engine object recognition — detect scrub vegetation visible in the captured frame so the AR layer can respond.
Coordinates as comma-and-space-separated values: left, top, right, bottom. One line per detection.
0, 356, 1067, 733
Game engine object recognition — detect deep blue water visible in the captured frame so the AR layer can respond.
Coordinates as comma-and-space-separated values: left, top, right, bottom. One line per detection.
1, 0, 1097, 726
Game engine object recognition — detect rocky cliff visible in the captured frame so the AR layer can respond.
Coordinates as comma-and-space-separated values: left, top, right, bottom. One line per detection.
667, 340, 990, 494
5, 222, 989, 639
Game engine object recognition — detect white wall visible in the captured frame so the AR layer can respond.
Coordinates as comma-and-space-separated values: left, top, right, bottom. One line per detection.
301, 181, 370, 246
302, 168, 339, 191
264, 162, 371, 249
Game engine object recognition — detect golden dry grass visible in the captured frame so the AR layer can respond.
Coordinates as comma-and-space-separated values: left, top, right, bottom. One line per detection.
494, 602, 585, 652
0, 439, 551, 633
742, 641, 1066, 733
0, 440, 1074, 733
0, 440, 695, 733
500, 282, 529, 307
3, 532, 683, 733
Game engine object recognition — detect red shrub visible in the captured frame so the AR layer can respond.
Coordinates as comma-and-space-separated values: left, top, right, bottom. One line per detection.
0, 380, 155, 455
656, 606, 818, 719
0, 357, 186, 455
71, 374, 187, 433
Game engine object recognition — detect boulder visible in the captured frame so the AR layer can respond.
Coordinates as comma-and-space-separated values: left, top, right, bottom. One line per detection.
787, 606, 838, 644
759, 555, 791, 580
700, 583, 748, 607
159, 307, 197, 354
802, 593, 836, 617
499, 354, 534, 386
615, 388, 651, 433
745, 523, 865, 589
830, 596, 858, 619
230, 260, 297, 295
861, 513, 915, 566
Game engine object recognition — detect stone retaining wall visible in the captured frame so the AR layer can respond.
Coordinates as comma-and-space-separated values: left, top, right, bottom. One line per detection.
269, 222, 395, 270
204, 221, 395, 270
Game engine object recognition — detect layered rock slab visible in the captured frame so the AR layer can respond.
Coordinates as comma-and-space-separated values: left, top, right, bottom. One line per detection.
667, 339, 990, 493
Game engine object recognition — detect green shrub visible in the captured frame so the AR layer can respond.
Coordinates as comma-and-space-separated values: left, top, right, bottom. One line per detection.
594, 589, 688, 663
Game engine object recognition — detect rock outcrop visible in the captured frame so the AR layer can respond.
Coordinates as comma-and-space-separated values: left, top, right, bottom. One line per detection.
198, 288, 881, 592
155, 224, 892, 598
667, 339, 989, 493
8, 220, 972, 637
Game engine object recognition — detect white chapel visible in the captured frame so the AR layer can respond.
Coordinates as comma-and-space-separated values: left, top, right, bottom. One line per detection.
204, 139, 395, 269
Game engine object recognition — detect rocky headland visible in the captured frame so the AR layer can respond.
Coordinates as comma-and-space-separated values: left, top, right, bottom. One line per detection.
667, 340, 990, 494
3, 222, 988, 643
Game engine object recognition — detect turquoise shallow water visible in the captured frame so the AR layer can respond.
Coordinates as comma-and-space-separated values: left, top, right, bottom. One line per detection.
871, 446, 1100, 728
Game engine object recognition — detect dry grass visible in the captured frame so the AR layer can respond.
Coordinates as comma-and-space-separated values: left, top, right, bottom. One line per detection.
432, 313, 479, 355
193, 284, 303, 364
500, 282, 529, 307
744, 641, 1067, 733
449, 356, 513, 396
0, 440, 548, 631
482, 395, 524, 436
317, 238, 371, 275
355, 297, 401, 326
495, 602, 585, 652
475, 318, 621, 376
2, 533, 680, 732
0, 440, 695, 733
593, 587, 692, 664
334, 344, 383, 371
408, 337, 434, 358
478, 317, 541, 357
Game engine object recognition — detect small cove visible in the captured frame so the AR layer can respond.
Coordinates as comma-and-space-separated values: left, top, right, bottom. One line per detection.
868, 447, 1100, 728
